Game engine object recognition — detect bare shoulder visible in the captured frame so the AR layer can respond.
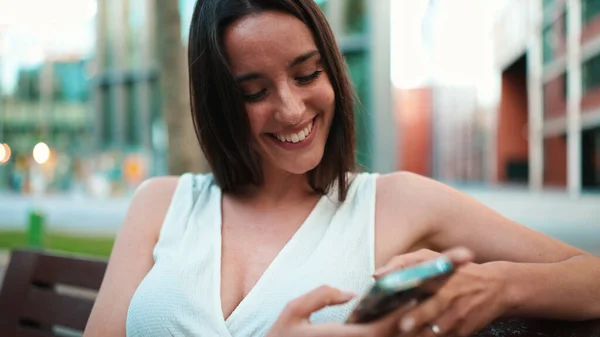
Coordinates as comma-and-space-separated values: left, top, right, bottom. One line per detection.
374, 171, 448, 262
375, 171, 448, 220
376, 171, 467, 215
122, 175, 181, 237
376, 171, 450, 199
375, 172, 584, 264
84, 175, 181, 337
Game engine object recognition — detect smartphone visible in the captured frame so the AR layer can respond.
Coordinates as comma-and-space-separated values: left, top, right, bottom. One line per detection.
346, 256, 454, 324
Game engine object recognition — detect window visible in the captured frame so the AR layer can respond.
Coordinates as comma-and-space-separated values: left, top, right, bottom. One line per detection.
16, 68, 41, 101
125, 81, 140, 146
543, 25, 555, 65
52, 61, 91, 103
582, 0, 600, 24
345, 0, 367, 35
344, 50, 371, 169
100, 86, 116, 147
582, 53, 600, 92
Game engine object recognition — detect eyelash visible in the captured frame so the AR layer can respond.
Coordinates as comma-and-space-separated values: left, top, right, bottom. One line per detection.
243, 70, 324, 102
296, 70, 323, 85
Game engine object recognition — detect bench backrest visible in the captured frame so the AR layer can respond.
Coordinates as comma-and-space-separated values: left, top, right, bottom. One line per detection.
0, 249, 108, 337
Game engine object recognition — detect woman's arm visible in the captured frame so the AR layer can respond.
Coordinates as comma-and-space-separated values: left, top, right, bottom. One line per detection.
381, 172, 600, 320
83, 176, 179, 337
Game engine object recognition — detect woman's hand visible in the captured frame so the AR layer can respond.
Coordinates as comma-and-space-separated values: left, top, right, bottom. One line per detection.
373, 247, 511, 337
266, 285, 417, 337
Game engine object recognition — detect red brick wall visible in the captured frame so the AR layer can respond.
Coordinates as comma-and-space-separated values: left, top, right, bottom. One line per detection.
581, 87, 600, 113
395, 88, 432, 176
544, 136, 567, 187
581, 13, 600, 44
543, 73, 567, 119
497, 67, 529, 183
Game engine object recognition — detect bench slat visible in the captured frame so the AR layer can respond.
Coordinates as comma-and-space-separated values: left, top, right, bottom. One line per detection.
15, 326, 57, 337
22, 287, 95, 331
33, 253, 107, 290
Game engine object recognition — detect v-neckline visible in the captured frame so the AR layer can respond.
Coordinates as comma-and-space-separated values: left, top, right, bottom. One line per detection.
212, 185, 328, 328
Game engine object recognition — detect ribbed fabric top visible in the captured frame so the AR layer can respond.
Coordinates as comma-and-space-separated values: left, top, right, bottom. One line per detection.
126, 172, 378, 337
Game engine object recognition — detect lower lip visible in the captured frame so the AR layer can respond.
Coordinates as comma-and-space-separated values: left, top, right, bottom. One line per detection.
269, 118, 318, 150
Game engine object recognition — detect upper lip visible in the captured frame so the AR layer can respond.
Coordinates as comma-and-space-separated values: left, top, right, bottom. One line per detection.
271, 117, 315, 135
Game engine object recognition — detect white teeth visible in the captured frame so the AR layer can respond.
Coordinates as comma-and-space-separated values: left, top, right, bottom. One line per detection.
274, 120, 314, 144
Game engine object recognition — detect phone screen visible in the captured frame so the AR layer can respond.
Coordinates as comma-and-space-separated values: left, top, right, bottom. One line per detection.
346, 256, 454, 324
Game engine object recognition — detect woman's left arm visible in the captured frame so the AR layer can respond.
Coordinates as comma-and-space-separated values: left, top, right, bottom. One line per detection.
379, 172, 600, 328
490, 255, 600, 320
415, 173, 600, 320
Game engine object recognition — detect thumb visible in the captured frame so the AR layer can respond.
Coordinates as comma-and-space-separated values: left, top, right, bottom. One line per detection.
283, 285, 357, 320
442, 246, 474, 266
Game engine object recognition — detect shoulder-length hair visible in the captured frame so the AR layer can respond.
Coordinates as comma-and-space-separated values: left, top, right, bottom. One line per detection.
188, 0, 356, 201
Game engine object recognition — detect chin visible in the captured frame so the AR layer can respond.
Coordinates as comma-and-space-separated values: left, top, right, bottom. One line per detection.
273, 152, 324, 175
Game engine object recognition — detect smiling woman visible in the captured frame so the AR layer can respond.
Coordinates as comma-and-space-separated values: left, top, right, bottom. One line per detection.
83, 1, 600, 337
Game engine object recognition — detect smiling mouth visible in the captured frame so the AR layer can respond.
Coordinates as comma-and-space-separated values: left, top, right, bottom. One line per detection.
269, 118, 315, 144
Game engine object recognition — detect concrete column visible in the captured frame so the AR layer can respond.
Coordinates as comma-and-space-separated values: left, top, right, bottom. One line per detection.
567, 0, 582, 197
39, 61, 54, 140
139, 0, 154, 150
527, 0, 544, 192
94, 0, 108, 149
111, 0, 128, 146
368, 0, 396, 173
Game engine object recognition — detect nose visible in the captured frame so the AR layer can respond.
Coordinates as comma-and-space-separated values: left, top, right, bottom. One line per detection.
274, 82, 305, 126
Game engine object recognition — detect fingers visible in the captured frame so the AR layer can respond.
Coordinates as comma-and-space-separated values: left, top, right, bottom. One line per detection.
373, 249, 440, 278
397, 290, 453, 335
441, 247, 474, 266
373, 247, 475, 279
283, 285, 356, 321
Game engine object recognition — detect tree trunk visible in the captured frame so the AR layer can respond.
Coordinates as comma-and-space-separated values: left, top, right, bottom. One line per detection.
155, 0, 207, 175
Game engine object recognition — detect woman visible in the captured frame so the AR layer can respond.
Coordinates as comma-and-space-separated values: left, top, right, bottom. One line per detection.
84, 0, 600, 336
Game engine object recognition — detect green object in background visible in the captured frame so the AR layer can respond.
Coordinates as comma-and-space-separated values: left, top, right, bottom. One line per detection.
0, 230, 115, 258
28, 210, 46, 249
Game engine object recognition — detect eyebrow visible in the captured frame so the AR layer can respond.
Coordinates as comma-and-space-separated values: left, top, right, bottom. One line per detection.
289, 49, 320, 67
235, 49, 321, 83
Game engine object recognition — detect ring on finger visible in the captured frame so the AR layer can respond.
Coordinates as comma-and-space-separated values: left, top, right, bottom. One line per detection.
429, 323, 441, 336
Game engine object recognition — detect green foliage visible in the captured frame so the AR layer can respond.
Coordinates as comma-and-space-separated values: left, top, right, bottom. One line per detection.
0, 230, 115, 258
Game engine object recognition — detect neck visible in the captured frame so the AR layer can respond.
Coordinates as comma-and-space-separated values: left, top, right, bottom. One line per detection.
236, 164, 317, 207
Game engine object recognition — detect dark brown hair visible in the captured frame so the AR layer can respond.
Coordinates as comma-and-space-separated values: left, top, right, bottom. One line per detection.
188, 0, 356, 201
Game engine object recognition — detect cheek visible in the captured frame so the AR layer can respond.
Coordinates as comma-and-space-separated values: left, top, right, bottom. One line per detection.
313, 81, 335, 111
245, 106, 270, 136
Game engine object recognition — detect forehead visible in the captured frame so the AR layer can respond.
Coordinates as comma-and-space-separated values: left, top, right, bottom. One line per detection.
222, 11, 318, 72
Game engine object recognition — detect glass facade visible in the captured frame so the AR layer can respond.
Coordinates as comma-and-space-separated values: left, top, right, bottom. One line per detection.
582, 53, 600, 93
0, 0, 379, 193
582, 0, 600, 24
334, 0, 373, 169
0, 56, 94, 192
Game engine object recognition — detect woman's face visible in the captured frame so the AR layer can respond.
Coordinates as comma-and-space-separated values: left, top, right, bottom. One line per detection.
223, 11, 335, 176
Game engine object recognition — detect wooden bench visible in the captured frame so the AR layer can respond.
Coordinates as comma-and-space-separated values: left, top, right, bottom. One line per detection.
1, 249, 599, 337
0, 249, 107, 337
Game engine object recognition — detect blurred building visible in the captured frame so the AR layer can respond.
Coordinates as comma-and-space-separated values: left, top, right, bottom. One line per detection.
392, 0, 496, 183
94, 0, 163, 186
0, 10, 96, 193
0, 0, 404, 195
494, 0, 600, 195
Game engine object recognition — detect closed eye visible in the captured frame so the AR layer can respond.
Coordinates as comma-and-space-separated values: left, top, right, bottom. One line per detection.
243, 89, 267, 102
296, 70, 323, 85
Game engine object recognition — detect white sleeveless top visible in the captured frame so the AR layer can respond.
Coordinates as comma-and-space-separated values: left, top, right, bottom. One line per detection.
126, 172, 378, 337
